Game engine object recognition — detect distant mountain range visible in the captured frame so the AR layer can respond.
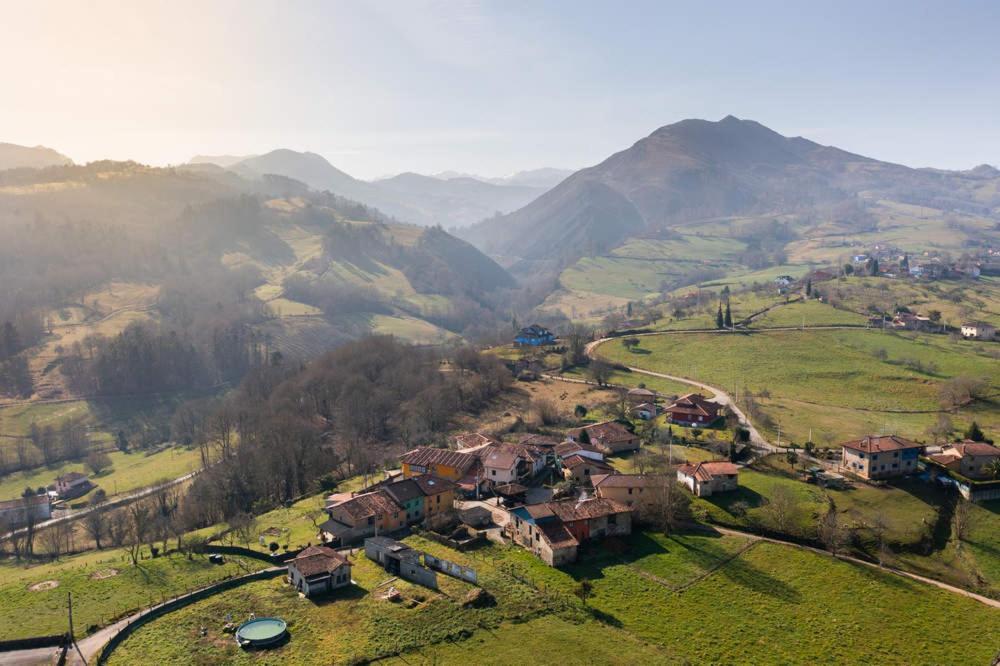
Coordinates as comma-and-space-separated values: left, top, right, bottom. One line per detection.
460, 115, 1000, 274
190, 151, 564, 228
430, 167, 573, 189
0, 142, 73, 170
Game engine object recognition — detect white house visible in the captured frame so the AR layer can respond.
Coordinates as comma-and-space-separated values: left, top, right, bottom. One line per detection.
676, 461, 740, 497
961, 321, 996, 339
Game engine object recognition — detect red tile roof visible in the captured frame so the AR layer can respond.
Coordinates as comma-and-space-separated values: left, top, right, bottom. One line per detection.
840, 435, 922, 454
951, 440, 1000, 458
400, 447, 478, 473
547, 497, 631, 522
581, 420, 637, 445
291, 545, 349, 578
555, 441, 604, 458
677, 461, 740, 482
665, 393, 719, 418
561, 455, 614, 471
591, 473, 667, 489
518, 434, 561, 448
332, 490, 401, 522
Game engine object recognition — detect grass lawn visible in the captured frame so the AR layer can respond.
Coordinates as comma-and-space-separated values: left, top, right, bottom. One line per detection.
749, 298, 869, 328
826, 478, 942, 546
559, 366, 693, 398
596, 328, 1000, 444
0, 446, 202, 503
384, 615, 673, 665
0, 548, 265, 639
105, 529, 1000, 665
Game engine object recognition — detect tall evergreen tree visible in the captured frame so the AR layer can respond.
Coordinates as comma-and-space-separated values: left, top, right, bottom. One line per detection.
716, 303, 724, 329
724, 302, 733, 328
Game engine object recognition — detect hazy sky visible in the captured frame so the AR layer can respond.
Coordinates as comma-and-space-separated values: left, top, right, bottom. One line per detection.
3, 0, 998, 179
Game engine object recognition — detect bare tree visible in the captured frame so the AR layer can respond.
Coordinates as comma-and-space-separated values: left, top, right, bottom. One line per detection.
871, 511, 892, 566
952, 497, 978, 547
818, 505, 848, 555
82, 506, 107, 549
532, 397, 560, 427
39, 522, 72, 560
647, 479, 691, 534
762, 486, 802, 534
123, 501, 151, 566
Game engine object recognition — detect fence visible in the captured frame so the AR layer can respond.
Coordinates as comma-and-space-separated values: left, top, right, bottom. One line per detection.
96, 567, 286, 664
198, 543, 300, 564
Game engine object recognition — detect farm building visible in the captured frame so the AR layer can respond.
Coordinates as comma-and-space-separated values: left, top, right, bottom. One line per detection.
840, 435, 923, 480
626, 387, 656, 404
676, 461, 740, 497
630, 402, 659, 420
54, 471, 92, 499
592, 473, 671, 517
365, 537, 439, 589
287, 545, 352, 597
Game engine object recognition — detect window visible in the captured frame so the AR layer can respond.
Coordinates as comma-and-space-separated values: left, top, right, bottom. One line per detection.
491, 469, 496, 476
628, 488, 633, 495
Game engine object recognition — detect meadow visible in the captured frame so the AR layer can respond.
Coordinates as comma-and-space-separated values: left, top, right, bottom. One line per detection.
0, 445, 202, 503
106, 530, 1000, 665
0, 548, 265, 639
597, 328, 1000, 444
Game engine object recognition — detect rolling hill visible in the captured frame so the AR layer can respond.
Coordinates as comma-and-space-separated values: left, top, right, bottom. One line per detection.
0, 142, 73, 170
222, 150, 553, 228
463, 115, 1000, 273
0, 159, 515, 396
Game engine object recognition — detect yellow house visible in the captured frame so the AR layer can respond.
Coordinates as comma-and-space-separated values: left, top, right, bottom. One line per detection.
413, 475, 457, 518
400, 447, 478, 482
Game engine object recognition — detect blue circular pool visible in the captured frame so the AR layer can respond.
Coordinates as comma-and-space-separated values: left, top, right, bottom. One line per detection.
235, 617, 287, 648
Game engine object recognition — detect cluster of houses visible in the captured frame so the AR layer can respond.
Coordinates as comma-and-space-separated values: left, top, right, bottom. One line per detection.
313, 392, 743, 567
849, 247, 983, 281
839, 433, 1000, 502
0, 471, 96, 530
623, 387, 722, 426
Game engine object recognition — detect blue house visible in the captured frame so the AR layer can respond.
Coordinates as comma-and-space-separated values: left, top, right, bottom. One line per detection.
515, 324, 556, 346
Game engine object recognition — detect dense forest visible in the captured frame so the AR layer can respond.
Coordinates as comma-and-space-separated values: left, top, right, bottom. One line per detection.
174, 336, 511, 528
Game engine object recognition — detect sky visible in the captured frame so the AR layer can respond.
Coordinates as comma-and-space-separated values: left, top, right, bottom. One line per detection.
2, 0, 999, 179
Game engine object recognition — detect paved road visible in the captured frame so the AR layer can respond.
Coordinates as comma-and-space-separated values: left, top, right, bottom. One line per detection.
582, 335, 778, 453
1, 469, 202, 543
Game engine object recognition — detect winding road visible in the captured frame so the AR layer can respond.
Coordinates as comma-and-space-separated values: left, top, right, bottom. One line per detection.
583, 333, 779, 453
0, 469, 202, 543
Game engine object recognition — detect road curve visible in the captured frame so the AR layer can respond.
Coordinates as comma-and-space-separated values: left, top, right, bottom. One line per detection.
0, 469, 202, 543
584, 335, 778, 453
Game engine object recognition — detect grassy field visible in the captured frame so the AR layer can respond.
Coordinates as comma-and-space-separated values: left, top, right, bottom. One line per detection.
107, 530, 1000, 665
748, 298, 869, 328
0, 548, 264, 639
0, 445, 202, 503
597, 328, 1000, 444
